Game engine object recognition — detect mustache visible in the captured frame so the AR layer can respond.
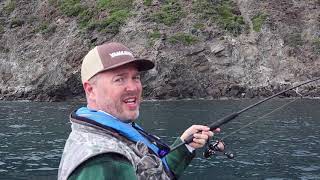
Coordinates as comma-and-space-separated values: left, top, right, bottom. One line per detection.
121, 92, 140, 99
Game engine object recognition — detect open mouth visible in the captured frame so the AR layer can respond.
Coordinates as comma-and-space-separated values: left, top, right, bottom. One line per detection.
123, 96, 139, 110
124, 97, 137, 105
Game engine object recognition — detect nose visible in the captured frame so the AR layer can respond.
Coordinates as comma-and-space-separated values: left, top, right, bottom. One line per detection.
125, 79, 141, 92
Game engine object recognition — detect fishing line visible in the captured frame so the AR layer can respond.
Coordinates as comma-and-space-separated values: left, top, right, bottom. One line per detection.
203, 98, 301, 159
220, 98, 299, 141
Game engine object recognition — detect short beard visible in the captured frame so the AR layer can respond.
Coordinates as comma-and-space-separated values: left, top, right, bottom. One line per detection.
102, 98, 140, 122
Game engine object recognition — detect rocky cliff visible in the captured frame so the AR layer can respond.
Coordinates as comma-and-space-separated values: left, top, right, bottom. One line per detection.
0, 0, 319, 101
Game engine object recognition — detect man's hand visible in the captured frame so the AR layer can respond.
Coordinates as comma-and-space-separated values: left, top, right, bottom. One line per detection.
180, 125, 220, 149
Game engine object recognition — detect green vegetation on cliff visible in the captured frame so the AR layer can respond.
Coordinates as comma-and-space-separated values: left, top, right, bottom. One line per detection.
59, 0, 84, 16
150, 0, 185, 26
192, 0, 246, 36
56, 0, 133, 33
168, 33, 198, 45
4, 0, 16, 14
147, 30, 161, 46
34, 22, 57, 35
0, 26, 4, 34
51, 0, 247, 41
193, 23, 206, 31
252, 13, 267, 32
312, 38, 320, 54
143, 0, 152, 6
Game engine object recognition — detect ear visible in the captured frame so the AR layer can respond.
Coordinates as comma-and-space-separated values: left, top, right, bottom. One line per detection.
83, 81, 95, 100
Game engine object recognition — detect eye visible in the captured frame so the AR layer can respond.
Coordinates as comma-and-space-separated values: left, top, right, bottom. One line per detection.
133, 75, 141, 81
114, 76, 124, 83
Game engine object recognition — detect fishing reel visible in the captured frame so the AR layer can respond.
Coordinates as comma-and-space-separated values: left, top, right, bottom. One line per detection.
203, 140, 234, 159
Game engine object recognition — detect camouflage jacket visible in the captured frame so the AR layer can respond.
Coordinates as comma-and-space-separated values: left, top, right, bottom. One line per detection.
58, 115, 173, 180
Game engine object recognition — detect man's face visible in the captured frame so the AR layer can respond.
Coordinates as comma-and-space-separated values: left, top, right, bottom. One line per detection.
91, 64, 142, 121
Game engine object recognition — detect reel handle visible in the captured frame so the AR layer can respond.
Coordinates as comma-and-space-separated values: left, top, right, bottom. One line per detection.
203, 140, 235, 159
224, 152, 234, 159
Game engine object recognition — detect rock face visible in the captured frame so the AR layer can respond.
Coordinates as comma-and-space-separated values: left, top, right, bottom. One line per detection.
0, 0, 319, 101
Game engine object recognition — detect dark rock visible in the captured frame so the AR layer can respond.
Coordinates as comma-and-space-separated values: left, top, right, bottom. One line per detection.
245, 89, 255, 98
206, 87, 221, 98
197, 65, 210, 73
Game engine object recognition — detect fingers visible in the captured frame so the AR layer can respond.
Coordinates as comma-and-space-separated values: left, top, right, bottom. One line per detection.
192, 135, 208, 146
188, 125, 220, 134
189, 125, 211, 132
191, 132, 213, 147
193, 131, 213, 140
180, 124, 221, 149
189, 136, 208, 149
180, 125, 211, 142
213, 128, 221, 133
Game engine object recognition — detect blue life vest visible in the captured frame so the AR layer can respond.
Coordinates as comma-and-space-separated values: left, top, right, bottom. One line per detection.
73, 107, 172, 174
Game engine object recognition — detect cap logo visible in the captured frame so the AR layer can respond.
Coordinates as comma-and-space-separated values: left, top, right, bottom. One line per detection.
109, 51, 134, 58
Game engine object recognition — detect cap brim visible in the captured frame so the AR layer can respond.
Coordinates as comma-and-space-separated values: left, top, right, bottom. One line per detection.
93, 58, 154, 78
132, 59, 155, 71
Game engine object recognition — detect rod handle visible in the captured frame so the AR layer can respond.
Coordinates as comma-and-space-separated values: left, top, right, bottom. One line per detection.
183, 112, 238, 144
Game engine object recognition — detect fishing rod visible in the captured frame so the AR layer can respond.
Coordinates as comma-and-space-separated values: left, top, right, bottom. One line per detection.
170, 77, 320, 155
203, 98, 299, 159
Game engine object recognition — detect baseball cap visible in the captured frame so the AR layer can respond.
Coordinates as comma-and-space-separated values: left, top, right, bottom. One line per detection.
81, 42, 155, 83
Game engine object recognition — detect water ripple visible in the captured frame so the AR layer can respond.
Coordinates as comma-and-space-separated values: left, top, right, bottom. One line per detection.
8, 124, 27, 129
25, 167, 57, 171
292, 165, 320, 172
292, 150, 318, 157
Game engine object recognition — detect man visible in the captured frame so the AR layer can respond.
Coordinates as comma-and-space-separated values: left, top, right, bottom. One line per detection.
58, 42, 218, 180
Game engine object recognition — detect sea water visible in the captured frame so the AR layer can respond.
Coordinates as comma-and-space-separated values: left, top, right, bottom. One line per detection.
0, 99, 319, 180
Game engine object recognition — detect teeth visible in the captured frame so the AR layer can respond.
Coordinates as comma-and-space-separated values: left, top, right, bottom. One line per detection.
124, 98, 136, 103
